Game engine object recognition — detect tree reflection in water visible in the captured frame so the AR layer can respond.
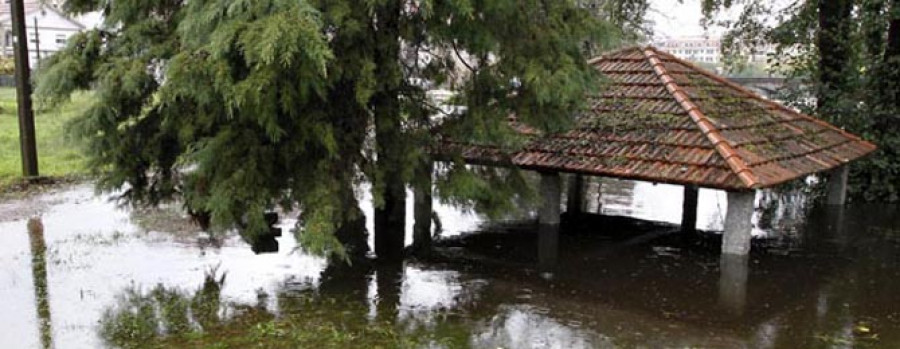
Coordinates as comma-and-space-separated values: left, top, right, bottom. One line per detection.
92, 187, 900, 348
98, 262, 467, 348
98, 269, 230, 347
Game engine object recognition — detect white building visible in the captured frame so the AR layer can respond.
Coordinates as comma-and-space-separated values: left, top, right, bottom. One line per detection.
655, 36, 722, 64
0, 1, 84, 67
655, 35, 776, 67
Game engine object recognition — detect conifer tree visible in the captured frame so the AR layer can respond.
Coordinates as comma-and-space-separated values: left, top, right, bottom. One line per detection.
39, 0, 644, 260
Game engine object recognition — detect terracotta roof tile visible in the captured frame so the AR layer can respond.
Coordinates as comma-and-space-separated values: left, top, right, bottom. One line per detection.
439, 46, 877, 191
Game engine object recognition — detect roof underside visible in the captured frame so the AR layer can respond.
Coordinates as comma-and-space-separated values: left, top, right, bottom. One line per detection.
442, 46, 877, 191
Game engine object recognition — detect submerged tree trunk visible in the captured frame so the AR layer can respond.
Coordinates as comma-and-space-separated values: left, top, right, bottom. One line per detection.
331, 76, 370, 261
372, 2, 406, 261
335, 188, 369, 260
412, 160, 434, 257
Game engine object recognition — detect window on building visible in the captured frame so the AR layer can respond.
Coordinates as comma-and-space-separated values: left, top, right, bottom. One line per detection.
56, 35, 67, 45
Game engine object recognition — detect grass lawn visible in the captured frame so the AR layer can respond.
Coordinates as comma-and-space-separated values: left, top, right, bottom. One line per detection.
0, 87, 92, 188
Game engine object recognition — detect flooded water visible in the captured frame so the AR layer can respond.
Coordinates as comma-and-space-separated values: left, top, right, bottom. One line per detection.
1, 178, 899, 348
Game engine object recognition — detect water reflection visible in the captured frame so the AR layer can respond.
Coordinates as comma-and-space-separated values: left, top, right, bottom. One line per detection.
718, 254, 749, 315
81, 216, 900, 348
375, 262, 403, 322
537, 224, 559, 275
98, 269, 227, 347
3, 183, 900, 348
473, 305, 606, 348
318, 260, 372, 303
27, 217, 53, 349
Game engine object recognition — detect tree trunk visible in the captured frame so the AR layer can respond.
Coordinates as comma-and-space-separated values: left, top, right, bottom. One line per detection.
816, 0, 854, 115
334, 188, 369, 259
372, 2, 406, 262
412, 160, 433, 257
332, 77, 370, 261
887, 0, 900, 60
861, 0, 886, 60
883, 0, 900, 116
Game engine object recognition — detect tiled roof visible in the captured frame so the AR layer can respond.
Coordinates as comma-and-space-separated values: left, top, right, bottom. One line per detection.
0, 1, 42, 16
442, 46, 877, 191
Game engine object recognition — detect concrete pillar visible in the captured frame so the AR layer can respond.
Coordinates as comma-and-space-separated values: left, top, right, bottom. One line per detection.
723, 191, 755, 256
594, 178, 603, 213
681, 185, 699, 233
566, 174, 585, 214
718, 254, 749, 315
539, 172, 561, 273
826, 165, 849, 205
584, 177, 603, 213
539, 172, 562, 225
412, 161, 434, 257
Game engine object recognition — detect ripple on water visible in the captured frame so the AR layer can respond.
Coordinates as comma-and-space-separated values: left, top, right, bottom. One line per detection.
0, 182, 899, 348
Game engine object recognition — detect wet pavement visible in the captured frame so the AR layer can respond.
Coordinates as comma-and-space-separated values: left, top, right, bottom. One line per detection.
1, 179, 899, 348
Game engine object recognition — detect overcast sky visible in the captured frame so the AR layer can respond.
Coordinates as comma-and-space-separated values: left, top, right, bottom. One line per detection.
71, 1, 741, 39
648, 0, 713, 38
649, 0, 795, 39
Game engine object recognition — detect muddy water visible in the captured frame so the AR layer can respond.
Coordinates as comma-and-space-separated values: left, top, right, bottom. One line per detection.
1, 180, 899, 348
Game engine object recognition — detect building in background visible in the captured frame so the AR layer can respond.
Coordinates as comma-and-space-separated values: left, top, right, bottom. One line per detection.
655, 35, 722, 64
0, 0, 85, 68
654, 35, 775, 68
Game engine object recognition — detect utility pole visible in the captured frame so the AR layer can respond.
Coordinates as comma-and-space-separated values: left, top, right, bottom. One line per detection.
11, 0, 39, 178
33, 16, 40, 68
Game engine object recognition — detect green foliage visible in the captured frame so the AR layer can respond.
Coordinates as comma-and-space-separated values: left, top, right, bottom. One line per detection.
0, 57, 14, 75
579, 0, 654, 50
38, 0, 647, 259
703, 0, 900, 202
0, 88, 92, 187
435, 163, 537, 219
725, 62, 780, 78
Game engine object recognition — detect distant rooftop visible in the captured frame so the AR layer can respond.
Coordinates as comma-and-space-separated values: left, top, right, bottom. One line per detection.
0, 0, 49, 15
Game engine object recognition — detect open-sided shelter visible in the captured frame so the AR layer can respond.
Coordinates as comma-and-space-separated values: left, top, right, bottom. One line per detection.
436, 46, 877, 256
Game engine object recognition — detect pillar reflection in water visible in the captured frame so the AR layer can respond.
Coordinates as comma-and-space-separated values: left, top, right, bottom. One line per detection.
538, 224, 559, 275
27, 217, 53, 349
718, 253, 749, 315
826, 204, 848, 249
801, 204, 848, 251
538, 172, 561, 276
